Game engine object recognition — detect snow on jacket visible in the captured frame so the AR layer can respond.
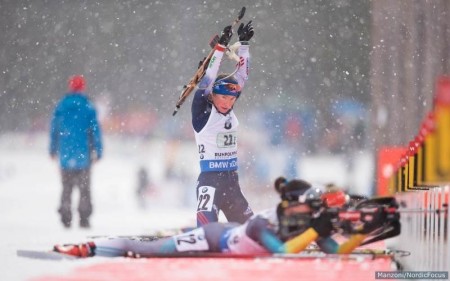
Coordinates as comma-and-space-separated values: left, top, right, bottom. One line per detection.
49, 92, 103, 170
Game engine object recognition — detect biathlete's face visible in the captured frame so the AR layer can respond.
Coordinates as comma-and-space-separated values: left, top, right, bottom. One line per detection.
211, 93, 237, 114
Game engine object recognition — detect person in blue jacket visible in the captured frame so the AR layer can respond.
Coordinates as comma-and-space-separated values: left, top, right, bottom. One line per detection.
49, 75, 103, 228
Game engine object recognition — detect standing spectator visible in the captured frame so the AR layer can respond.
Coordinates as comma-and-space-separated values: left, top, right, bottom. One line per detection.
49, 75, 103, 228
191, 22, 255, 226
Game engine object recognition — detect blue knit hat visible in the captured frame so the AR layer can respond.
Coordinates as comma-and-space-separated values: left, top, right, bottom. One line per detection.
212, 76, 241, 97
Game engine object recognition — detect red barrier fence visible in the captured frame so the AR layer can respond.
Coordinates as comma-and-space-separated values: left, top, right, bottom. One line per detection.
378, 75, 450, 272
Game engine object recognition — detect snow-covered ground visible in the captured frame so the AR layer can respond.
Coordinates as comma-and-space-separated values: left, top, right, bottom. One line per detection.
0, 132, 374, 281
0, 133, 195, 280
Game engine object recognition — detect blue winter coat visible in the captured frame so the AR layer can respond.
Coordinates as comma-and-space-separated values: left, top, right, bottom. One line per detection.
49, 92, 103, 170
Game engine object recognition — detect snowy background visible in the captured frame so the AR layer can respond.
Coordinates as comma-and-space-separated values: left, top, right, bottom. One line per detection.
1, 1, 374, 163
0, 133, 372, 281
3, 1, 447, 279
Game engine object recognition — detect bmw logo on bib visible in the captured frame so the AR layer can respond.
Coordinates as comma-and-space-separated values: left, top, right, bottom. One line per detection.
224, 117, 232, 130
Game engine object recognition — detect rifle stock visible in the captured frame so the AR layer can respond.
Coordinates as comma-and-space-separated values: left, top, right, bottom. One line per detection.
172, 50, 214, 116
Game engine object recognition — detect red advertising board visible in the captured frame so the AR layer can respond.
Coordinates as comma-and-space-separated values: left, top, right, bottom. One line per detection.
377, 147, 406, 196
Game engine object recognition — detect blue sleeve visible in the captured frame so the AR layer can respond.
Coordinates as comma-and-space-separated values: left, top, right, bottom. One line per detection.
49, 104, 59, 156
246, 216, 284, 253
316, 237, 339, 254
90, 108, 103, 159
259, 229, 285, 253
191, 88, 212, 133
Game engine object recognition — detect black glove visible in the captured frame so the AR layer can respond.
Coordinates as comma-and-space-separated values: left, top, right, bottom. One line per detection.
218, 25, 233, 46
310, 212, 334, 237
238, 21, 254, 41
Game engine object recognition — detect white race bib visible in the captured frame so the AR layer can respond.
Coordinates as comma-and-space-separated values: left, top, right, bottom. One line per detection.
197, 186, 216, 212
173, 228, 209, 252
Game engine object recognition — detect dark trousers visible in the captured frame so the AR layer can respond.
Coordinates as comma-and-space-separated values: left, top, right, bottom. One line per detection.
59, 169, 92, 225
196, 171, 253, 226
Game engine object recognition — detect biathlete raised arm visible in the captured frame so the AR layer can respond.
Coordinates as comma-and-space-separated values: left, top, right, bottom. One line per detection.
192, 21, 255, 226
53, 177, 400, 257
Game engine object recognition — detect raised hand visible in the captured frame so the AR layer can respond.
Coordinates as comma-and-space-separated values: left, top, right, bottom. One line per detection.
218, 25, 233, 46
238, 20, 254, 41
